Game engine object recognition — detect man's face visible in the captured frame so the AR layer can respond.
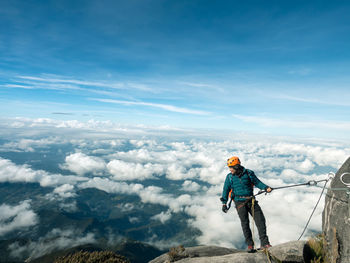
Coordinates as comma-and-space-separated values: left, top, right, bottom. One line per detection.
229, 167, 236, 174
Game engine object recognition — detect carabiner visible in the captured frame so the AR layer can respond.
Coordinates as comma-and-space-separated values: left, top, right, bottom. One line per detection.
308, 180, 317, 186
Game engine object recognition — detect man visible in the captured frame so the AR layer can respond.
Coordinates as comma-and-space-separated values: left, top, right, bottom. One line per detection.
220, 156, 272, 253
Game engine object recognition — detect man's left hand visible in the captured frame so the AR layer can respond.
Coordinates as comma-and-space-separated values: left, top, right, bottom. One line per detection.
266, 187, 272, 193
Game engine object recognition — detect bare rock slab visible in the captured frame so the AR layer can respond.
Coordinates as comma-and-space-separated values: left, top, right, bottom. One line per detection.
322, 157, 350, 263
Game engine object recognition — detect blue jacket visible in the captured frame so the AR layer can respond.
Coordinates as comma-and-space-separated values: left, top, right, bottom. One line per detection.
221, 168, 269, 203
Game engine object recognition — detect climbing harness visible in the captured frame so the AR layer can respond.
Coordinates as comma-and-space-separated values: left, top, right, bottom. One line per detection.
234, 190, 266, 210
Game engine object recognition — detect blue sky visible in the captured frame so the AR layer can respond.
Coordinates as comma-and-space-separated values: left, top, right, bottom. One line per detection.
1, 0, 350, 140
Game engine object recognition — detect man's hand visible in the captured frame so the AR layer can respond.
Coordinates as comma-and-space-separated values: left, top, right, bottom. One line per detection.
222, 204, 228, 213
266, 187, 273, 193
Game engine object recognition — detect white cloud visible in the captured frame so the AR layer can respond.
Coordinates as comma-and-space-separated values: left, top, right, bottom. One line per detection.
297, 159, 315, 173
130, 139, 157, 148
305, 147, 348, 168
107, 159, 164, 181
0, 158, 44, 184
166, 163, 195, 181
60, 152, 106, 176
0, 137, 61, 152
0, 200, 38, 236
107, 142, 228, 183
128, 217, 140, 224
58, 201, 78, 212
280, 169, 303, 183
151, 210, 172, 224
138, 186, 171, 207
78, 177, 144, 194
53, 184, 76, 198
182, 180, 201, 192
8, 228, 96, 260
0, 157, 88, 187
117, 203, 135, 212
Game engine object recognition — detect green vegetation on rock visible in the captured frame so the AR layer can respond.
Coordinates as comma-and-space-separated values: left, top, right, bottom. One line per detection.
54, 250, 130, 263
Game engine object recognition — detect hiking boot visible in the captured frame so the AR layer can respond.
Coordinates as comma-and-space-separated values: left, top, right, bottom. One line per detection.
247, 245, 256, 253
258, 244, 272, 250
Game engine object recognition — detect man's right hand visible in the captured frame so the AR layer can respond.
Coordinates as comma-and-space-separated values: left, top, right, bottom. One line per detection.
222, 204, 228, 213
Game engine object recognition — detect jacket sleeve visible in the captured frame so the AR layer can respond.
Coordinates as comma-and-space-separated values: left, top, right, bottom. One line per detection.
249, 170, 269, 190
221, 174, 231, 204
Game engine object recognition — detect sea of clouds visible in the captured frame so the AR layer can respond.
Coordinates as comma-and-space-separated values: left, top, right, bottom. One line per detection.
0, 117, 349, 254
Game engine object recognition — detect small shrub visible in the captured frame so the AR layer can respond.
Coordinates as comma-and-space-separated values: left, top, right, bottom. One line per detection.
54, 250, 130, 263
167, 245, 186, 262
307, 234, 328, 263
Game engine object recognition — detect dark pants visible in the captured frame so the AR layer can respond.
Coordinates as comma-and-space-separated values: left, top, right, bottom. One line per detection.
235, 199, 270, 247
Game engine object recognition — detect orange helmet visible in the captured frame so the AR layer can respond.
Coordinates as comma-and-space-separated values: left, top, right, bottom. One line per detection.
227, 156, 241, 167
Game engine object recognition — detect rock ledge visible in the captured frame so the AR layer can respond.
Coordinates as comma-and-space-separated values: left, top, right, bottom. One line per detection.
149, 240, 313, 263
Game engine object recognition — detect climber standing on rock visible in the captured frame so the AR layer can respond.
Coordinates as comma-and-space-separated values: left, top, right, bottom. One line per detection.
220, 156, 272, 253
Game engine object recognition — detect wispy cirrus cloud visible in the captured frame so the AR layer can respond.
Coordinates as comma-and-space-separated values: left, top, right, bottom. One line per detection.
4, 75, 155, 93
93, 98, 211, 115
2, 75, 156, 100
51, 112, 75, 115
2, 79, 87, 92
180, 82, 214, 88
2, 84, 35, 89
17, 75, 124, 89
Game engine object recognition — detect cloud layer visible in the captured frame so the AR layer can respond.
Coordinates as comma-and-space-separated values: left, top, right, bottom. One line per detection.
0, 118, 349, 249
